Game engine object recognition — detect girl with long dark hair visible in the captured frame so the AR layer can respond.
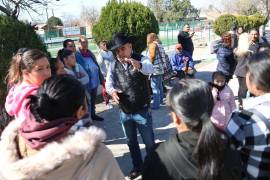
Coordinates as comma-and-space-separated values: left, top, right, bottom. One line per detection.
142, 79, 241, 180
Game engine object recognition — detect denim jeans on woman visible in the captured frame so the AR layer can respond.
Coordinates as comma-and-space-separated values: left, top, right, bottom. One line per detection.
150, 74, 164, 109
120, 106, 155, 172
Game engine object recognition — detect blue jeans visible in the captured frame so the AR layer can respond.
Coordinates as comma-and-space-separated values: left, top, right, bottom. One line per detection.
151, 75, 164, 109
88, 87, 98, 116
120, 106, 155, 171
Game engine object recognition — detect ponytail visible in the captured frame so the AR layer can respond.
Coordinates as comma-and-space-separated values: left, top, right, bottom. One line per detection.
196, 119, 225, 180
5, 49, 47, 87
168, 79, 225, 180
28, 75, 86, 122
57, 48, 73, 63
6, 54, 24, 86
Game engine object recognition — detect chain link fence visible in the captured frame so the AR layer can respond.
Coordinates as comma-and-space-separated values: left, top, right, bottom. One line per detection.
159, 20, 219, 49
44, 20, 219, 57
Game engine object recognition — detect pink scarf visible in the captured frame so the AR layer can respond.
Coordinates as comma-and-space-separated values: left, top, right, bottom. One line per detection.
19, 113, 78, 150
79, 49, 92, 58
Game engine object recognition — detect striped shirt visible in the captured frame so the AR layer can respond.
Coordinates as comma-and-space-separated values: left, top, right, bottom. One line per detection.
226, 93, 270, 179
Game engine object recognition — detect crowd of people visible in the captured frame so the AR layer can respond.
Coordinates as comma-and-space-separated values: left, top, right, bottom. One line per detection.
1, 25, 270, 180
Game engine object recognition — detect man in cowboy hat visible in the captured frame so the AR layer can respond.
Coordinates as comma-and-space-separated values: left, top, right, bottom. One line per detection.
106, 32, 155, 179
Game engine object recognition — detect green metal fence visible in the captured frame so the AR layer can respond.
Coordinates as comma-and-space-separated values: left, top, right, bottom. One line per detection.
46, 38, 99, 57
45, 21, 219, 57
158, 21, 218, 48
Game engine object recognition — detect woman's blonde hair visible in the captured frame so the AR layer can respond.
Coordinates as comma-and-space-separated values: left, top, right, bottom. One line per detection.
6, 49, 48, 86
147, 33, 159, 45
234, 32, 250, 57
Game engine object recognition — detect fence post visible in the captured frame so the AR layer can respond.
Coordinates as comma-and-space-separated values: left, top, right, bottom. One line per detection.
208, 22, 211, 42
171, 26, 173, 47
166, 23, 169, 50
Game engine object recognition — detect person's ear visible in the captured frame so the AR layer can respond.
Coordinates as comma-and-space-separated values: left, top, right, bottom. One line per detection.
245, 72, 262, 96
128, 43, 132, 49
23, 70, 29, 76
75, 105, 87, 119
171, 111, 182, 126
22, 70, 31, 80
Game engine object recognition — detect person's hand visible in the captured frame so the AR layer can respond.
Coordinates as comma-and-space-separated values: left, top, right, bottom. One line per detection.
212, 87, 218, 102
112, 90, 120, 104
78, 72, 85, 78
183, 56, 189, 62
125, 58, 142, 71
190, 32, 195, 37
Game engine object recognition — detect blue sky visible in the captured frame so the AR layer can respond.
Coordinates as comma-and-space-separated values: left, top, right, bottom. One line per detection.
21, 0, 213, 22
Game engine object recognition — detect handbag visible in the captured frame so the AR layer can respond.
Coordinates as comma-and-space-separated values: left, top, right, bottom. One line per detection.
156, 45, 174, 82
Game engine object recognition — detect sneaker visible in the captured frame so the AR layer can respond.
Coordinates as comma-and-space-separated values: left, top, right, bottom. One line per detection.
239, 104, 244, 110
160, 101, 165, 105
128, 170, 141, 180
106, 104, 113, 109
91, 115, 104, 121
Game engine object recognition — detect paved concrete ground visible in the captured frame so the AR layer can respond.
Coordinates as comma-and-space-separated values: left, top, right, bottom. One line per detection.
93, 46, 240, 178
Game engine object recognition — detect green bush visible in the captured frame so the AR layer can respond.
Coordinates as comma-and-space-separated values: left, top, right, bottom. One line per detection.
248, 13, 267, 30
237, 15, 250, 31
92, 1, 159, 53
214, 14, 267, 36
213, 14, 238, 36
0, 15, 47, 107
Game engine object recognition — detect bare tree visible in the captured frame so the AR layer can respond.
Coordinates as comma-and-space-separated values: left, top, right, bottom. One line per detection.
0, 0, 59, 19
147, 0, 166, 22
218, 0, 265, 15
80, 5, 99, 27
258, 0, 270, 18
62, 13, 81, 27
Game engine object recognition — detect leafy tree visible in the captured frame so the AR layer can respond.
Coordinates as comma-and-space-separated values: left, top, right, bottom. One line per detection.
92, 1, 159, 53
47, 16, 63, 27
0, 15, 47, 107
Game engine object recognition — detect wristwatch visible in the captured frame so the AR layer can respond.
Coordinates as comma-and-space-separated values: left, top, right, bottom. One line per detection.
139, 62, 142, 69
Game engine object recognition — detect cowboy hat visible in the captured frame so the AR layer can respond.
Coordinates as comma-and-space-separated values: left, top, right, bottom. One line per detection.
108, 32, 135, 51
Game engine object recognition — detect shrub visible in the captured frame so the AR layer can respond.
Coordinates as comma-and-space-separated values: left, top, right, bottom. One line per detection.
214, 14, 267, 36
237, 15, 250, 31
0, 15, 47, 107
213, 14, 238, 36
248, 13, 267, 30
92, 0, 159, 53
